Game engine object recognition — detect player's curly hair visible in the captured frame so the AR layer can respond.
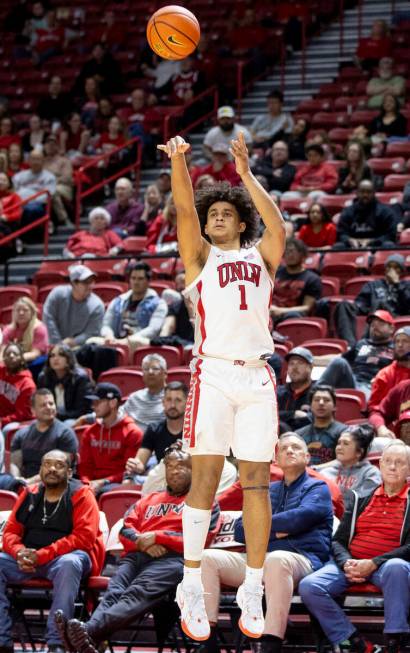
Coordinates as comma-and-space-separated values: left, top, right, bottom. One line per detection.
195, 182, 259, 247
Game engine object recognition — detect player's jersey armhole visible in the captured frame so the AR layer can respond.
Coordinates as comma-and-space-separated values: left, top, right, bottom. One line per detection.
182, 245, 214, 295
254, 243, 275, 289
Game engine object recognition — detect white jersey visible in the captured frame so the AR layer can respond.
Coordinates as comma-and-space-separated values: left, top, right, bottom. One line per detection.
183, 245, 274, 363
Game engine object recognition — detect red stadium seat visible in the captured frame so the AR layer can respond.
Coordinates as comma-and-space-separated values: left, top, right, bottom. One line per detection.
337, 388, 367, 410
321, 277, 341, 296
302, 339, 348, 355
110, 344, 130, 366
0, 305, 13, 326
349, 110, 378, 127
121, 236, 148, 253
33, 271, 68, 288
0, 285, 37, 304
304, 252, 321, 271
311, 112, 349, 128
384, 174, 410, 191
399, 229, 410, 245
333, 96, 358, 111
166, 367, 191, 386
37, 284, 63, 304
368, 158, 406, 175
98, 368, 144, 395
276, 318, 327, 345
344, 275, 382, 296
99, 490, 142, 529
335, 392, 364, 422
280, 197, 311, 215
321, 251, 371, 279
319, 194, 354, 216
133, 345, 183, 368
386, 142, 410, 157
371, 250, 408, 275
319, 82, 353, 97
93, 282, 128, 303
150, 280, 177, 294
328, 128, 353, 144
0, 490, 18, 511
394, 316, 410, 329
297, 98, 333, 113
375, 191, 403, 205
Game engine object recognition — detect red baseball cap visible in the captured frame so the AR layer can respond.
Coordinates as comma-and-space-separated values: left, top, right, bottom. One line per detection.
366, 310, 395, 325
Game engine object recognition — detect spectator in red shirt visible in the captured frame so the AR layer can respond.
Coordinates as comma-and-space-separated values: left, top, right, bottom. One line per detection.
370, 379, 410, 439
0, 343, 35, 433
146, 194, 178, 253
94, 10, 125, 51
298, 203, 337, 249
59, 112, 91, 159
0, 117, 21, 150
191, 143, 241, 187
96, 116, 126, 153
117, 88, 162, 166
368, 327, 410, 428
284, 144, 338, 200
32, 9, 65, 65
64, 206, 122, 258
299, 441, 410, 653
0, 172, 22, 236
78, 382, 143, 495
55, 448, 220, 653
356, 19, 392, 71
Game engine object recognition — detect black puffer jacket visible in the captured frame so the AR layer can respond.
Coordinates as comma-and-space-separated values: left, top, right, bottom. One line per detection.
37, 367, 93, 420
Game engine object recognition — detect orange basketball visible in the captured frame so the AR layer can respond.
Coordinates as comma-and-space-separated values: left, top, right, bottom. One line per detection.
146, 5, 200, 61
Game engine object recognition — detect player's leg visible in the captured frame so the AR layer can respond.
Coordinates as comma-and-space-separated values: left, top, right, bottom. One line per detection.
178, 365, 233, 641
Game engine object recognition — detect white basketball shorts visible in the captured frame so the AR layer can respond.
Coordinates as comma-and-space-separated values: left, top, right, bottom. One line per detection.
183, 356, 278, 462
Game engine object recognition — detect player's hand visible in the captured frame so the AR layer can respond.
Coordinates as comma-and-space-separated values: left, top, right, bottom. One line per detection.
157, 136, 190, 158
136, 532, 156, 551
230, 132, 250, 177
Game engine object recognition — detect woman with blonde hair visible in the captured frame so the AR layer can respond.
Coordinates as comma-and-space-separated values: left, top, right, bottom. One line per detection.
1, 296, 48, 377
337, 141, 372, 194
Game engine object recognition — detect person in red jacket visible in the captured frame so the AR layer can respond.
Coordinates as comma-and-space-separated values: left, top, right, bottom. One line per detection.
64, 206, 123, 258
369, 379, 410, 439
218, 460, 344, 519
0, 449, 104, 653
284, 144, 338, 199
368, 327, 410, 424
55, 447, 220, 653
190, 143, 241, 188
78, 382, 143, 494
146, 194, 178, 253
0, 343, 35, 433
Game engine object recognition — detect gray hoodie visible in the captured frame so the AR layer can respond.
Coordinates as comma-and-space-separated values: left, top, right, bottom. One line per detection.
315, 459, 381, 498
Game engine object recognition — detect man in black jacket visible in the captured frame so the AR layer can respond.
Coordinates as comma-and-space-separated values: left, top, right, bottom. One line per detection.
299, 441, 410, 653
277, 347, 315, 432
252, 141, 296, 195
336, 180, 397, 249
334, 254, 410, 346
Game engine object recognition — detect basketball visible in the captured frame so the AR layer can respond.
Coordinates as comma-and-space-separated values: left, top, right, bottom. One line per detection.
146, 5, 200, 61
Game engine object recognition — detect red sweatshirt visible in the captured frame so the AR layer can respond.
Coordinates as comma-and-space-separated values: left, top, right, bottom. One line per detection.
369, 379, 410, 430
66, 229, 122, 257
146, 214, 177, 253
368, 361, 410, 415
0, 364, 35, 426
290, 161, 338, 193
190, 162, 241, 187
119, 490, 220, 555
3, 480, 105, 574
79, 415, 143, 483
218, 463, 344, 518
0, 191, 23, 223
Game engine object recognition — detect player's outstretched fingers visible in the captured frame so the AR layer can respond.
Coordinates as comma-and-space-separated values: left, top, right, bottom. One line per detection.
158, 135, 190, 158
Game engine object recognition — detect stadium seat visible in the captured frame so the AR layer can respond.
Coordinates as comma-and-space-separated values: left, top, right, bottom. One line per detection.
321, 277, 341, 296
371, 250, 408, 275
383, 174, 410, 191
394, 316, 410, 329
93, 282, 128, 303
337, 388, 367, 410
121, 236, 148, 253
356, 315, 368, 339
0, 490, 18, 511
280, 197, 311, 215
110, 344, 130, 366
375, 191, 403, 204
37, 284, 62, 304
319, 194, 354, 216
327, 128, 352, 144
133, 345, 183, 368
344, 275, 382, 296
321, 251, 371, 280
349, 110, 378, 127
335, 392, 364, 422
302, 339, 348, 355
386, 142, 410, 157
33, 271, 68, 288
399, 229, 410, 245
99, 490, 142, 530
368, 157, 406, 175
311, 112, 349, 128
0, 285, 37, 304
98, 368, 144, 395
297, 98, 333, 113
276, 318, 328, 345
304, 252, 321, 271
0, 305, 13, 326
166, 367, 191, 386
149, 280, 177, 294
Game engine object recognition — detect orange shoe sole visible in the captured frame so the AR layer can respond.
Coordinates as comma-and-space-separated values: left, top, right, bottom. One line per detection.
180, 618, 210, 642
238, 618, 263, 639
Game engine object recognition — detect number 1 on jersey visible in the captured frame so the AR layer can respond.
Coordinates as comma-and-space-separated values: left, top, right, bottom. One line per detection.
238, 284, 248, 310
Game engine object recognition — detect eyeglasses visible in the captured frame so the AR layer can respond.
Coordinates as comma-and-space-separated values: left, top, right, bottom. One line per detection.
142, 366, 163, 373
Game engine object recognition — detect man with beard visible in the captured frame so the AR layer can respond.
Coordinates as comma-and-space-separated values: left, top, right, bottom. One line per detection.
277, 347, 315, 432
318, 310, 395, 398
54, 448, 220, 653
252, 141, 296, 195
336, 180, 396, 249
203, 106, 252, 162
270, 238, 322, 323
368, 327, 410, 424
333, 254, 410, 347
0, 343, 35, 432
0, 450, 104, 653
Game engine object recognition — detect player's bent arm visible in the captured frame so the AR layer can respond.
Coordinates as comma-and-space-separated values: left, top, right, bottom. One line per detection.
240, 171, 286, 274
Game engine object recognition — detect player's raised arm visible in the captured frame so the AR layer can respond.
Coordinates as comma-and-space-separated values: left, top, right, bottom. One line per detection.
157, 136, 209, 273
230, 132, 286, 274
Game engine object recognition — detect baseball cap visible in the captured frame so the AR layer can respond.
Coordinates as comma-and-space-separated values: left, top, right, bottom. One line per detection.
212, 142, 230, 154
366, 310, 395, 325
285, 346, 314, 365
394, 326, 410, 338
68, 264, 96, 283
85, 382, 122, 401
385, 253, 406, 271
159, 168, 171, 176
217, 106, 235, 119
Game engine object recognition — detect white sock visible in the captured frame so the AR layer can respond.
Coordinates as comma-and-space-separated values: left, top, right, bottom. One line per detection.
244, 565, 264, 589
182, 504, 212, 562
183, 565, 202, 590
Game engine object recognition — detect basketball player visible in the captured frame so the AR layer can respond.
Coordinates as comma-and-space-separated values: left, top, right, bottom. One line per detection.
157, 133, 285, 641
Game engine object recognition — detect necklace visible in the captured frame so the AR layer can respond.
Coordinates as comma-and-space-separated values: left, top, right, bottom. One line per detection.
42, 492, 65, 525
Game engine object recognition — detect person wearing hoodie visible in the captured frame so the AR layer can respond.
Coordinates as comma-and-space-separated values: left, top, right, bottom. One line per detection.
336, 180, 396, 249
78, 383, 143, 495
91, 261, 167, 351
315, 424, 381, 498
0, 343, 35, 433
0, 449, 104, 653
